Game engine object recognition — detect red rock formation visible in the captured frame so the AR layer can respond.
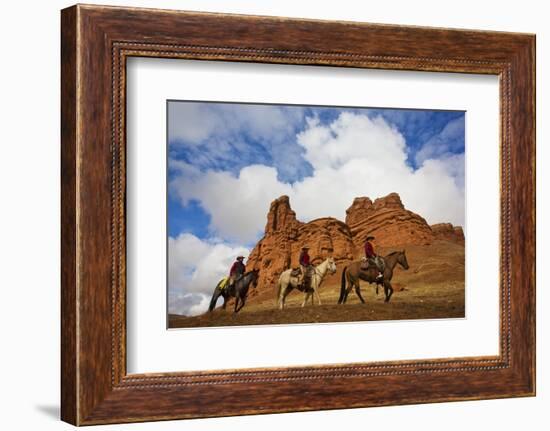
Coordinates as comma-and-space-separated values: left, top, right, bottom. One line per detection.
344, 197, 373, 226
248, 193, 464, 291
431, 223, 465, 244
294, 218, 356, 265
247, 196, 356, 291
246, 196, 300, 294
264, 195, 302, 235
346, 193, 435, 248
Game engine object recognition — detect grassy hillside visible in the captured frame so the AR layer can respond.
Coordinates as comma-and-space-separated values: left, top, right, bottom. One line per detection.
169, 240, 464, 329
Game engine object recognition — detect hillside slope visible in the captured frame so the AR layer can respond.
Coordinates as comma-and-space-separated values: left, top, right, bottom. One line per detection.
169, 240, 465, 328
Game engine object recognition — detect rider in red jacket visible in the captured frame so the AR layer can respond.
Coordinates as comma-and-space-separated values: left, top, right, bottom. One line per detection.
228, 256, 246, 289
364, 239, 376, 259
299, 247, 311, 266
364, 236, 383, 280
299, 246, 312, 289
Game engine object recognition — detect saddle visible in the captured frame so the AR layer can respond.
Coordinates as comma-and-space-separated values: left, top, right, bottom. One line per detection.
360, 257, 374, 271
221, 273, 244, 291
360, 257, 384, 271
290, 267, 312, 290
290, 268, 301, 277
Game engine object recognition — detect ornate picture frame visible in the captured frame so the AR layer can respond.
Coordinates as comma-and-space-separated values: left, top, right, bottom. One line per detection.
61, 4, 535, 425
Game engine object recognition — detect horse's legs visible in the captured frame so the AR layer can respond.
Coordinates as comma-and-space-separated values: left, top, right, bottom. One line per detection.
280, 284, 290, 310
208, 288, 222, 312
342, 288, 348, 304
234, 296, 240, 313
314, 287, 322, 306
355, 283, 366, 304
278, 284, 287, 310
384, 281, 394, 303
301, 291, 311, 307
236, 295, 246, 312
343, 283, 353, 303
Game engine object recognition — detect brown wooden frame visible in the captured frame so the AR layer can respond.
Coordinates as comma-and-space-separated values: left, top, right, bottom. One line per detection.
61, 4, 535, 426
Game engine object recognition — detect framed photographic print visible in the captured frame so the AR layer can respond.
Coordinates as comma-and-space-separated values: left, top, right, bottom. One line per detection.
61, 4, 535, 425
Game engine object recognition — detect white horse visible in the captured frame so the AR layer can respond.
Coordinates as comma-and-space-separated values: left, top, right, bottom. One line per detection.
276, 257, 337, 310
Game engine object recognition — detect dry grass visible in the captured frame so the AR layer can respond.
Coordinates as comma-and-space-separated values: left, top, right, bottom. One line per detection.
169, 240, 465, 329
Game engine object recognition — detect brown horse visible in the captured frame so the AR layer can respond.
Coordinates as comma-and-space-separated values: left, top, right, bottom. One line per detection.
338, 250, 409, 304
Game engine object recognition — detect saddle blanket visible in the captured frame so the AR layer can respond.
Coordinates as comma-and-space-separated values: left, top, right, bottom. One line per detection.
219, 276, 229, 290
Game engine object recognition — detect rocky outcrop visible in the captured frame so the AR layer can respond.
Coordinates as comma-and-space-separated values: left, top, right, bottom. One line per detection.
345, 193, 435, 248
296, 218, 356, 264
264, 195, 302, 235
247, 193, 463, 291
247, 196, 355, 291
431, 223, 465, 244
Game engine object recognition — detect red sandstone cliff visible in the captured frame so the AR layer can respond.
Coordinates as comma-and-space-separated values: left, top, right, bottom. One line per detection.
345, 193, 435, 248
247, 193, 464, 290
430, 223, 465, 244
247, 196, 355, 291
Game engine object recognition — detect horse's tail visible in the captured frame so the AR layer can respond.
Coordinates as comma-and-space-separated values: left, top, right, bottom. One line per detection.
338, 266, 348, 304
208, 281, 222, 312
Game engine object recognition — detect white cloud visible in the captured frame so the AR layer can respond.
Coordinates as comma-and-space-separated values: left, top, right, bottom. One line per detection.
168, 102, 311, 180
168, 103, 218, 144
170, 164, 292, 243
168, 233, 249, 315
169, 292, 211, 317
297, 113, 407, 170
171, 112, 465, 243
168, 102, 305, 146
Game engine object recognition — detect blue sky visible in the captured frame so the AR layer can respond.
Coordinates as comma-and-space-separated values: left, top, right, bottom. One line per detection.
167, 101, 464, 241
167, 101, 465, 315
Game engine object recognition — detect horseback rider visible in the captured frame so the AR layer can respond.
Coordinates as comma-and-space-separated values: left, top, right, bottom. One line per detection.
228, 256, 246, 290
364, 236, 384, 280
299, 246, 313, 290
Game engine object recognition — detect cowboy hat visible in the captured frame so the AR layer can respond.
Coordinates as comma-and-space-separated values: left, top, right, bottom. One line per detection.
366, 236, 375, 241
301, 246, 310, 250
236, 256, 245, 260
